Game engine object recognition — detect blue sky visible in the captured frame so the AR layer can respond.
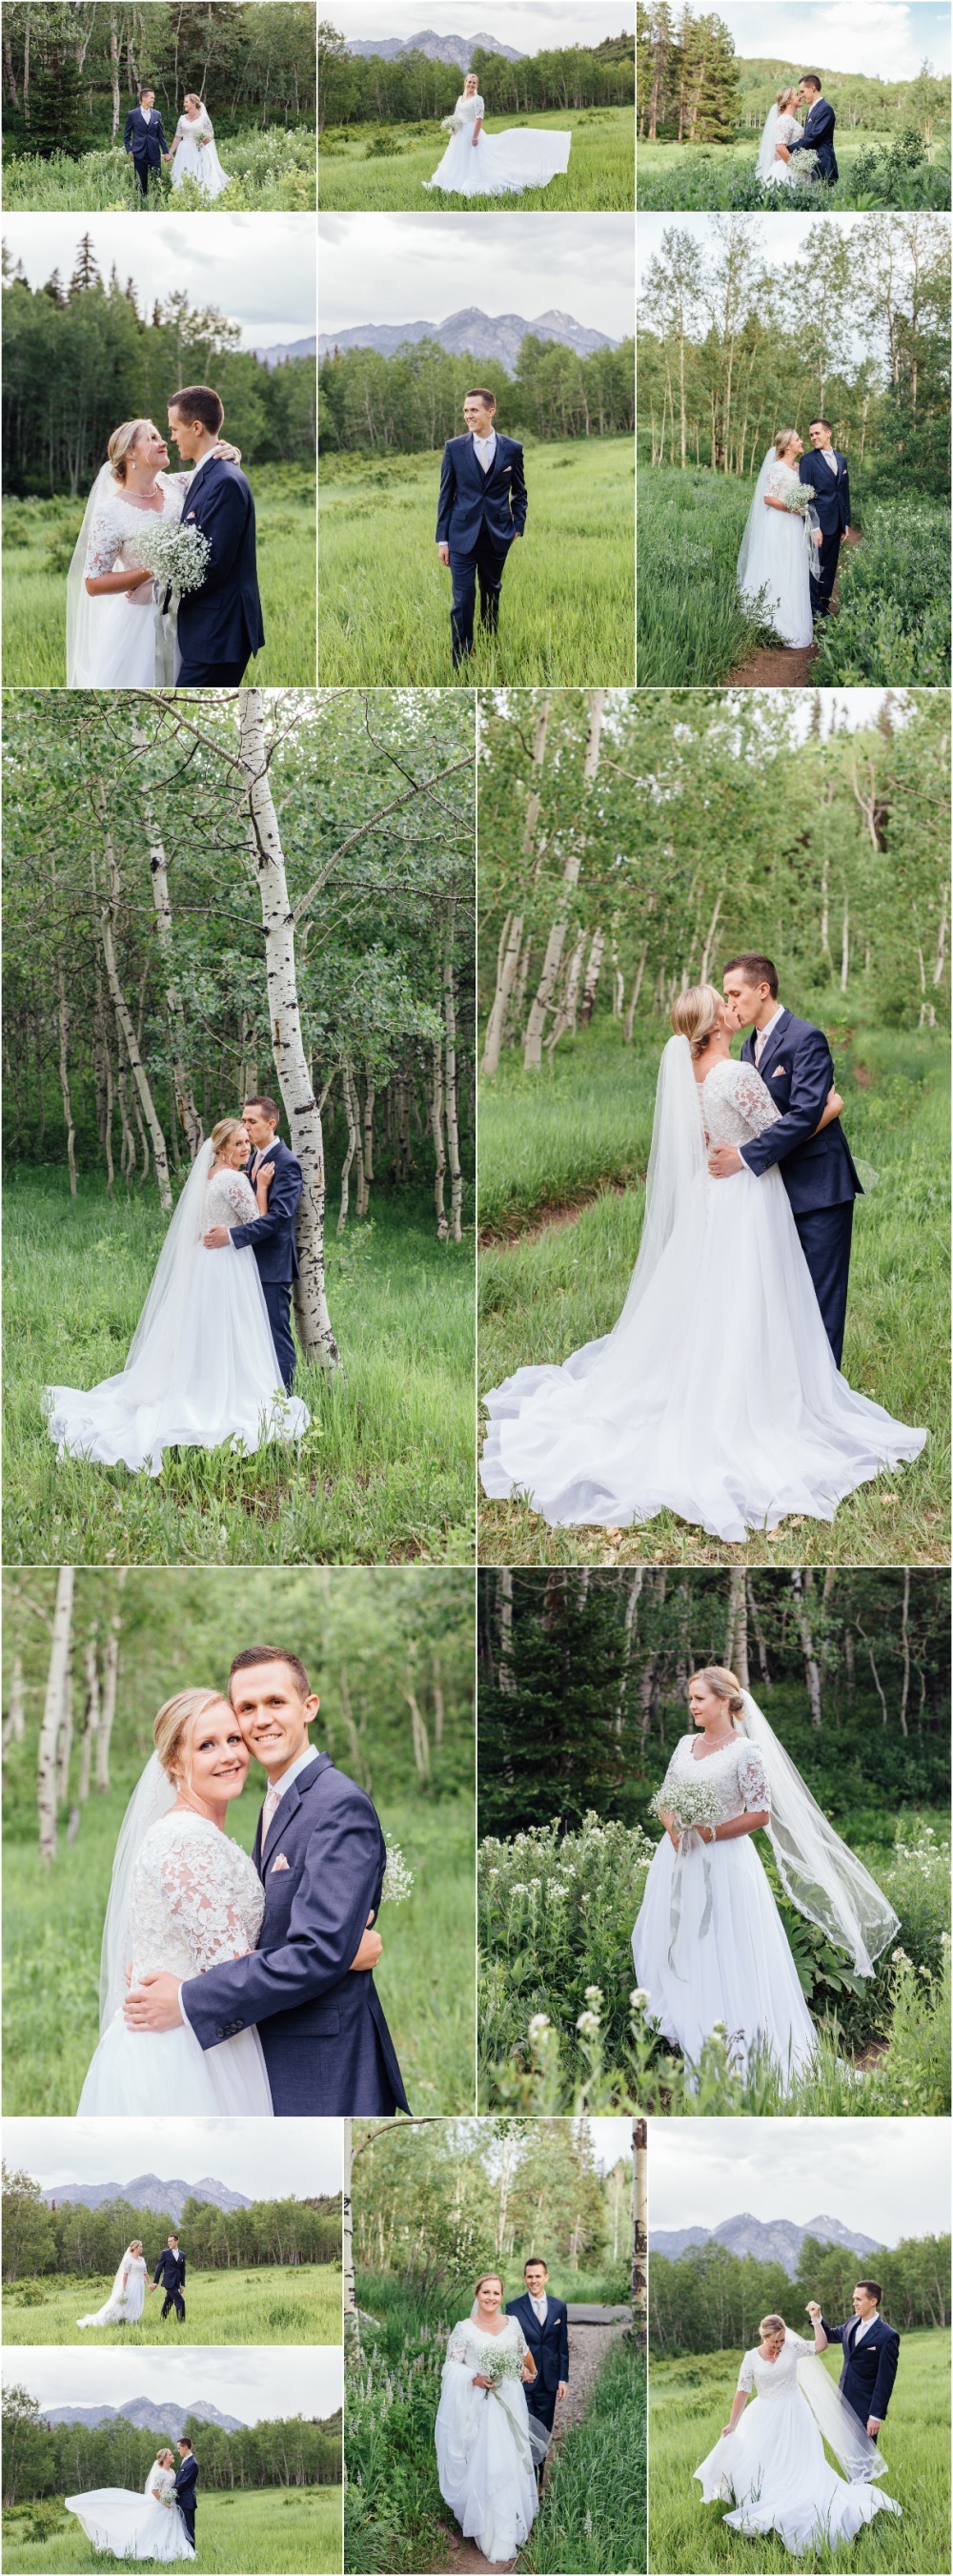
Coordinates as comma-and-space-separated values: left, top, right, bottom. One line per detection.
716, 3, 950, 81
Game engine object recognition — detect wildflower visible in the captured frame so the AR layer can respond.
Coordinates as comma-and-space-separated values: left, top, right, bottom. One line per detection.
630, 1988, 649, 2009
577, 2009, 601, 2036
528, 2013, 553, 2043
584, 1985, 604, 2006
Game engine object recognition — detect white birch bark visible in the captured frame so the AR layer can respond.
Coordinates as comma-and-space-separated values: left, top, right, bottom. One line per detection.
55, 1651, 73, 1805
338, 1061, 358, 1236
443, 901, 462, 1243
523, 692, 604, 1070
725, 1566, 750, 1688
343, 2119, 356, 2341
405, 1689, 431, 1776
93, 792, 172, 1212
623, 941, 649, 1042
37, 1568, 74, 1865
579, 925, 605, 1022
3, 1654, 26, 1749
633, 2116, 647, 2352
96, 1573, 126, 1792
790, 1568, 822, 1725
132, 719, 202, 1159
432, 1040, 447, 1240
78, 1634, 101, 1804
481, 695, 550, 1078
55, 954, 78, 1198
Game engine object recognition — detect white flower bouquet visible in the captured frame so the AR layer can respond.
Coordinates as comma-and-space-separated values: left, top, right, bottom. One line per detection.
440, 110, 465, 132
650, 1773, 723, 1838
476, 2341, 522, 2389
782, 481, 816, 519
133, 519, 211, 597
381, 1840, 414, 1904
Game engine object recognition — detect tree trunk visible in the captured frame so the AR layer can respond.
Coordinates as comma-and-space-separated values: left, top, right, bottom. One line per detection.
578, 926, 605, 1024
790, 1569, 822, 1725
432, 1040, 447, 1240
109, 9, 120, 137
632, 2117, 647, 2354
337, 1061, 358, 1236
55, 955, 78, 1198
93, 793, 172, 1212
96, 1574, 126, 1792
55, 1650, 73, 1805
482, 696, 550, 1076
38, 1568, 74, 1865
343, 2119, 356, 2341
724, 1568, 749, 1688
78, 1634, 101, 1803
3, 1654, 26, 1749
443, 902, 463, 1244
899, 1565, 910, 1740
545, 928, 587, 1055
524, 692, 604, 1069
623, 942, 649, 1041
132, 719, 202, 1158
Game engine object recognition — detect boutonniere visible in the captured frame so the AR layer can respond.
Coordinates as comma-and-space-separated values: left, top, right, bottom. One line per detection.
270, 1852, 291, 1871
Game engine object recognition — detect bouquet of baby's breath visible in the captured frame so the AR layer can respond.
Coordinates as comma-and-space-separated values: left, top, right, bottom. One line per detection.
133, 519, 211, 596
441, 110, 465, 132
650, 1773, 723, 1838
476, 2341, 521, 2389
381, 1840, 414, 1904
782, 482, 816, 519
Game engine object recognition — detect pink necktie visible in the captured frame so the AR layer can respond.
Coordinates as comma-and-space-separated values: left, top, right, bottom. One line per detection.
261, 1785, 280, 1845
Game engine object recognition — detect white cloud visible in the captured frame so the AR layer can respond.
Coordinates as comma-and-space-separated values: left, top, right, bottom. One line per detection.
2, 2116, 342, 2204
715, 3, 949, 82
649, 2116, 951, 2245
318, 212, 635, 338
331, 4, 635, 52
2, 215, 315, 348
5, 2347, 343, 2423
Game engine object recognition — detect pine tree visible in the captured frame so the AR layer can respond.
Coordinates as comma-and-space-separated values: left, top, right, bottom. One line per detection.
42, 269, 68, 307
638, 2, 676, 139
68, 234, 100, 297
28, 48, 87, 162
691, 13, 742, 145
478, 1571, 634, 1836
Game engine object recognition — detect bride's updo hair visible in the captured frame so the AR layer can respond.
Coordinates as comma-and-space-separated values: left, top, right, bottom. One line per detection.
670, 982, 721, 1057
776, 86, 798, 111
129, 2239, 143, 2255
690, 1665, 745, 1721
153, 1687, 227, 1788
774, 428, 799, 459
184, 92, 203, 109
760, 2313, 787, 2338
156, 2449, 174, 2468
211, 1115, 246, 1159
474, 2272, 504, 2297
109, 419, 150, 483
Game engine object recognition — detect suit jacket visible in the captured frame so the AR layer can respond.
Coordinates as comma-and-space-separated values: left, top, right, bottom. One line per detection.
507, 2293, 569, 2392
172, 2454, 198, 2517
800, 448, 851, 535
174, 453, 265, 666
124, 106, 169, 164
739, 1010, 862, 1213
153, 2247, 186, 2291
788, 96, 838, 181
820, 2313, 900, 2423
180, 1754, 411, 2117
436, 432, 528, 551
229, 1136, 302, 1283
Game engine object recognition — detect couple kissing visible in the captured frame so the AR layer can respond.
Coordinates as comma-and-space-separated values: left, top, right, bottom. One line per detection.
78, 1646, 410, 2120
67, 383, 264, 688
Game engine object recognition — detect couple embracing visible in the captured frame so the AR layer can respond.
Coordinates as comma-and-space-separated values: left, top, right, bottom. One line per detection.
67, 384, 263, 687
739, 419, 852, 649
482, 953, 924, 1540
77, 1645, 409, 2119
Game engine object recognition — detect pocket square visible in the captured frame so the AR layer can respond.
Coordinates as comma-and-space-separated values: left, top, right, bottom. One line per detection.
270, 1852, 291, 1871
771, 1064, 786, 1076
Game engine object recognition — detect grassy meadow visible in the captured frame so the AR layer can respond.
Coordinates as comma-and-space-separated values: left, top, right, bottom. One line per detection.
318, 439, 635, 685
1, 469, 316, 687
318, 106, 633, 211
477, 1018, 950, 1566
1, 2262, 340, 2347
637, 131, 952, 210
522, 2341, 647, 2574
0, 2485, 342, 2575
2, 1171, 475, 1564
649, 2332, 951, 2574
0, 126, 315, 211
636, 467, 951, 686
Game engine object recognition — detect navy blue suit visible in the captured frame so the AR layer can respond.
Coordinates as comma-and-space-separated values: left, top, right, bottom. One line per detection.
436, 431, 527, 664
172, 2452, 198, 2546
507, 2292, 569, 2439
820, 2313, 900, 2427
801, 448, 851, 615
153, 2244, 186, 2320
124, 104, 169, 194
788, 95, 838, 182
228, 1136, 302, 1391
174, 452, 265, 685
180, 1753, 411, 2116
739, 1010, 862, 1367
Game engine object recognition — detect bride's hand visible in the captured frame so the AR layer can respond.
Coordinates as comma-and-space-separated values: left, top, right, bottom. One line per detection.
814, 1086, 842, 1135
211, 440, 242, 463
472, 2371, 495, 2387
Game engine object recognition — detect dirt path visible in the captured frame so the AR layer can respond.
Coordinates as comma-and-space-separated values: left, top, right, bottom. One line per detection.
729, 530, 861, 688
435, 2315, 630, 2572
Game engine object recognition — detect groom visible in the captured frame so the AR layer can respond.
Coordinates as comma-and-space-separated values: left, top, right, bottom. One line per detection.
808, 2282, 900, 2438
507, 2259, 569, 2467
172, 2440, 198, 2547
775, 74, 839, 183
203, 1095, 302, 1392
436, 389, 527, 667
167, 386, 265, 685
801, 419, 852, 621
124, 85, 170, 195
150, 2235, 186, 2323
124, 1646, 411, 2117
710, 953, 862, 1367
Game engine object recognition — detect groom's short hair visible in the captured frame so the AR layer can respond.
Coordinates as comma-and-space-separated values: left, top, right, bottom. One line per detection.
177, 2436, 193, 2451
465, 388, 497, 407
801, 72, 821, 92
170, 383, 224, 435
856, 2279, 882, 2301
139, 84, 155, 99
524, 2257, 548, 2272
810, 417, 832, 432
723, 952, 779, 996
244, 1094, 281, 1126
230, 1645, 312, 1700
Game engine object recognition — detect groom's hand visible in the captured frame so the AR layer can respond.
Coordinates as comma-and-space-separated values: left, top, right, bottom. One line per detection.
203, 1225, 230, 1248
557, 2381, 568, 2401
436, 543, 450, 567
708, 1145, 743, 1177
867, 2417, 882, 2439
124, 1973, 184, 2031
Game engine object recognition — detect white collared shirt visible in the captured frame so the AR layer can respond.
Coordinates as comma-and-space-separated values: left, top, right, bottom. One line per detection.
853, 2311, 879, 2342
473, 429, 497, 472
179, 1744, 318, 2025
530, 2291, 548, 2324
140, 106, 152, 122
753, 1003, 784, 1067
816, 445, 839, 477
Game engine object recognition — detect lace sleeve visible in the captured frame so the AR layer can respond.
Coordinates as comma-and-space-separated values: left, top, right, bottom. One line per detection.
786, 2330, 815, 2357
447, 2324, 470, 2365
85, 509, 119, 577
728, 1064, 781, 1135
224, 1171, 258, 1221
657, 1740, 688, 1806
764, 463, 789, 501
157, 1835, 257, 1970
737, 2351, 755, 2394
737, 1742, 771, 1814
511, 2318, 529, 2360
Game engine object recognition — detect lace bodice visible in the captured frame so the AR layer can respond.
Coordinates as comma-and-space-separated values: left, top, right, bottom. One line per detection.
83, 476, 185, 578
456, 92, 484, 122
776, 113, 803, 143
657, 1731, 771, 1824
125, 1809, 265, 1985
203, 1168, 259, 1228
764, 459, 802, 502
701, 1057, 780, 1147
446, 2314, 530, 2369
145, 2464, 176, 2502
123, 2254, 147, 2280
176, 111, 213, 136
738, 2332, 815, 2397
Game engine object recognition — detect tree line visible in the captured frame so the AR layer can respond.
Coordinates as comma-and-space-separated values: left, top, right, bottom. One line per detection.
2, 255, 314, 498
318, 335, 636, 456
639, 214, 950, 497
352, 2115, 627, 2294
1, 4, 315, 152
2, 2386, 342, 2505
2, 2166, 341, 2280
638, 3, 950, 147
477, 1567, 950, 1840
650, 2231, 952, 2356
477, 689, 950, 1078
318, 21, 634, 131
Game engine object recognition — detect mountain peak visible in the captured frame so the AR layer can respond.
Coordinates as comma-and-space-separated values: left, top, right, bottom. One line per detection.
317, 304, 618, 374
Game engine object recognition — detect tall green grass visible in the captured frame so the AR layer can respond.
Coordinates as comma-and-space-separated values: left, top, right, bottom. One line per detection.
477, 1019, 950, 1565
318, 107, 633, 211
0, 126, 315, 210
649, 2332, 950, 2573
368, 1793, 476, 2115
522, 2340, 647, 2572
1, 2486, 342, 2575
3, 1171, 475, 1564
1, 475, 316, 686
318, 440, 635, 685
637, 132, 952, 210
813, 496, 951, 685
1, 2263, 340, 2347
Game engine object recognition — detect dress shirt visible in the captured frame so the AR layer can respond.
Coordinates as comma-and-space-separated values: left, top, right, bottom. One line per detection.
473, 429, 497, 472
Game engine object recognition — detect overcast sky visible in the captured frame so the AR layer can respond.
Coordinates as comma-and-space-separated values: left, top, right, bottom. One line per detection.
715, 2, 950, 80
650, 2117, 951, 2243
333, 3, 634, 52
3, 2118, 341, 2202
2, 215, 315, 348
318, 212, 634, 337
638, 207, 878, 286
7, 2348, 342, 2423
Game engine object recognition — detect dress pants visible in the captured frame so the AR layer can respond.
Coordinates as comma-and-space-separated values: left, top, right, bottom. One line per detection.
793, 1199, 854, 1367
176, 655, 250, 685
449, 526, 511, 663
161, 2287, 186, 2320
526, 2381, 558, 2439
810, 523, 841, 616
260, 1277, 297, 1392
132, 153, 159, 196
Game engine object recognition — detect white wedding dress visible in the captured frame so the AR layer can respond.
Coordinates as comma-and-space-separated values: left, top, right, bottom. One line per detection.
757, 108, 813, 189
696, 2333, 901, 2554
436, 2315, 539, 2564
78, 1806, 273, 2115
46, 1158, 309, 1476
171, 109, 230, 197
67, 472, 185, 687
481, 1053, 924, 1541
424, 90, 571, 195
66, 2461, 194, 2563
78, 2249, 148, 2328
738, 454, 815, 646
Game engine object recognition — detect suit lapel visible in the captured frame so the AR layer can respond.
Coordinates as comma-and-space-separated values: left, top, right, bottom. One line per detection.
754, 1008, 791, 1084
259, 1751, 333, 1873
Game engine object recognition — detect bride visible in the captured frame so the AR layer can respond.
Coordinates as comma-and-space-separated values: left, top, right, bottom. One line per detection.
65, 415, 239, 687
77, 1687, 274, 2116
78, 2240, 148, 2329
436, 2272, 541, 2564
695, 2310, 901, 2554
480, 985, 924, 1542
756, 88, 814, 189
45, 1118, 309, 1476
632, 1667, 901, 2087
66, 2450, 193, 2563
424, 69, 571, 197
738, 430, 821, 648
168, 92, 230, 198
